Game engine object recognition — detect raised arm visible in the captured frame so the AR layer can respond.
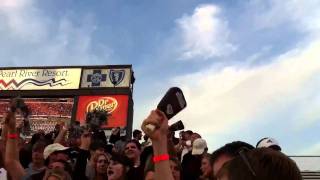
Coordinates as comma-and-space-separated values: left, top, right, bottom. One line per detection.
72, 130, 91, 180
141, 110, 174, 180
54, 123, 68, 144
4, 110, 26, 180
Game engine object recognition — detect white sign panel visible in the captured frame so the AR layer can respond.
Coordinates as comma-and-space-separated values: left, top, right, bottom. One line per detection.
0, 68, 82, 90
81, 68, 131, 88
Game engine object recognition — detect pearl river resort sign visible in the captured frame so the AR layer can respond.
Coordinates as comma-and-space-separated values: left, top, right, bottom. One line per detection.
0, 68, 82, 90
0, 66, 132, 90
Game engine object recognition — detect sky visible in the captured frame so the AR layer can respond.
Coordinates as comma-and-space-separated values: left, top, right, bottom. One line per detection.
0, 0, 320, 157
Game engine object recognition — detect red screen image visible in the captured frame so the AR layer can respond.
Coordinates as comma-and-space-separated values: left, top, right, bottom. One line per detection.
76, 95, 129, 128
0, 98, 74, 134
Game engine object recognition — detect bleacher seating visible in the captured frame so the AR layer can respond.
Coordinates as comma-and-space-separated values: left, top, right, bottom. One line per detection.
301, 171, 320, 180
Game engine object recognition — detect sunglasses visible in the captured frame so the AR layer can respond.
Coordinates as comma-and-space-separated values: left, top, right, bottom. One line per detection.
238, 147, 256, 177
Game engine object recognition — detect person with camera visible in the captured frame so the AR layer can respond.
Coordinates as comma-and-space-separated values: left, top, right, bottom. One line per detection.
141, 109, 175, 180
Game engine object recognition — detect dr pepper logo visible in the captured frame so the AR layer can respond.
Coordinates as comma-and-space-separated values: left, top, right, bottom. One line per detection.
86, 97, 118, 113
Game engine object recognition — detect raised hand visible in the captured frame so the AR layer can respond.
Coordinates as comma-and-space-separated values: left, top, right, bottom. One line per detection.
141, 110, 169, 142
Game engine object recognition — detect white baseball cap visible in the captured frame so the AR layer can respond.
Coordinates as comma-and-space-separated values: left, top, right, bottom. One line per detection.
256, 137, 281, 151
43, 143, 69, 160
192, 138, 207, 155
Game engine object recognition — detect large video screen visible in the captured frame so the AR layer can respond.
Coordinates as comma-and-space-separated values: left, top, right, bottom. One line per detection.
0, 98, 74, 134
76, 95, 129, 128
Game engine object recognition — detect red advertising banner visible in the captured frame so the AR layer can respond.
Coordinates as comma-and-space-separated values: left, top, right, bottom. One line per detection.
76, 95, 129, 128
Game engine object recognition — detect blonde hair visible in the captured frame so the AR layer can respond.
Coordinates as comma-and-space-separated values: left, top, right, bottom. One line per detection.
44, 168, 72, 180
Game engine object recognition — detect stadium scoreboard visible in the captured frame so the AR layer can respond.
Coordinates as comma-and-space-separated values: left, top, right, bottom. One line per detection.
0, 65, 134, 137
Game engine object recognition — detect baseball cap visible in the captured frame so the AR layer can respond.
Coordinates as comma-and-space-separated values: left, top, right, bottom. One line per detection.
43, 143, 69, 160
256, 137, 281, 151
192, 138, 207, 155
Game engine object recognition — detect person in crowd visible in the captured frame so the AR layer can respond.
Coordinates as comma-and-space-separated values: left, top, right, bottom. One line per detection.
170, 158, 182, 180
176, 130, 193, 161
3, 107, 91, 180
143, 152, 181, 180
29, 143, 73, 179
141, 109, 177, 180
19, 132, 46, 169
182, 138, 207, 180
124, 140, 141, 167
86, 141, 108, 179
109, 127, 121, 144
190, 133, 201, 144
107, 153, 132, 180
42, 166, 72, 180
110, 128, 127, 153
211, 141, 254, 179
141, 134, 151, 149
47, 124, 61, 141
256, 137, 281, 151
23, 141, 46, 180
215, 148, 302, 180
0, 145, 7, 180
200, 153, 213, 180
145, 157, 182, 180
93, 152, 110, 180
133, 129, 143, 142
124, 139, 144, 180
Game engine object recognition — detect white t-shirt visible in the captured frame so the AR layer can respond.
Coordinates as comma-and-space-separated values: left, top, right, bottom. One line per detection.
0, 168, 7, 180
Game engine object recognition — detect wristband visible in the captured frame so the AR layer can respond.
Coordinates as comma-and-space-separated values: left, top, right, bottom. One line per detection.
7, 133, 18, 139
153, 154, 169, 163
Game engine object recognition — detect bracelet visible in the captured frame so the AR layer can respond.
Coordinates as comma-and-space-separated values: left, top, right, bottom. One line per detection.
153, 154, 169, 163
7, 133, 18, 139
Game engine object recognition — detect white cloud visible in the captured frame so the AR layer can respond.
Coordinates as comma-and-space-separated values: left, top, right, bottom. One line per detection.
134, 37, 320, 151
250, 0, 320, 33
0, 0, 47, 42
300, 143, 320, 155
167, 38, 320, 149
0, 0, 30, 9
0, 0, 112, 66
176, 4, 235, 60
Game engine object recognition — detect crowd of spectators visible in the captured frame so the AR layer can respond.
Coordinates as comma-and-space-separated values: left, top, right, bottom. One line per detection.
31, 118, 66, 134
0, 101, 72, 117
0, 100, 303, 180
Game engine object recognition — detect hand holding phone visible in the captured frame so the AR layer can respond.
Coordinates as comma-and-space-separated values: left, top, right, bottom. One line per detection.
145, 87, 187, 132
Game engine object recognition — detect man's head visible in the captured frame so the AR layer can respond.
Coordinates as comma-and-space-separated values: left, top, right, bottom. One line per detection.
32, 141, 46, 165
190, 133, 201, 144
256, 137, 281, 151
216, 148, 302, 180
90, 141, 106, 155
211, 141, 254, 178
183, 130, 193, 141
192, 138, 207, 155
132, 129, 142, 141
124, 140, 141, 163
43, 143, 70, 167
143, 134, 149, 142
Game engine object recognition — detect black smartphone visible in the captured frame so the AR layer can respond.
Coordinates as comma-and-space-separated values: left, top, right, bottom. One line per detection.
157, 87, 187, 120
